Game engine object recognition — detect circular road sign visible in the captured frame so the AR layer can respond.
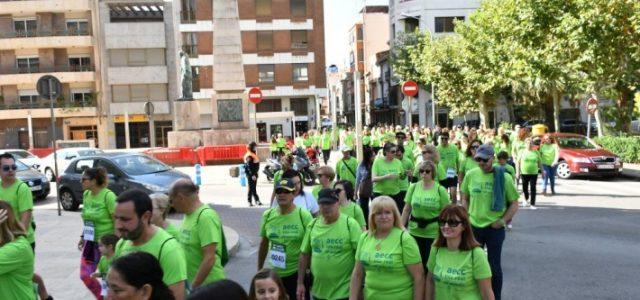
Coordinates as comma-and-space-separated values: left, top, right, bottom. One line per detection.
586, 98, 598, 114
402, 80, 419, 97
36, 75, 62, 99
248, 87, 263, 104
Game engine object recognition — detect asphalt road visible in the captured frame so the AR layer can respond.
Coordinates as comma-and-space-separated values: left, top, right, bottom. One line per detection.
30, 165, 640, 300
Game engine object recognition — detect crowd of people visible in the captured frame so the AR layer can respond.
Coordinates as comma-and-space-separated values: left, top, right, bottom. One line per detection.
0, 122, 560, 300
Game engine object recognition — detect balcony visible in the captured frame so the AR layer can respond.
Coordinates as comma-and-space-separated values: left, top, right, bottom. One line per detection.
0, 65, 95, 85
0, 29, 92, 50
0, 99, 95, 110
0, 0, 90, 14
0, 100, 97, 120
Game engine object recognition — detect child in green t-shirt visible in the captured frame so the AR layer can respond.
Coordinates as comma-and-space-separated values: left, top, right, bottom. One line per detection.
91, 234, 119, 295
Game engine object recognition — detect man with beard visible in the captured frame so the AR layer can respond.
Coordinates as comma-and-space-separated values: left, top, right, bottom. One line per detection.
113, 189, 187, 300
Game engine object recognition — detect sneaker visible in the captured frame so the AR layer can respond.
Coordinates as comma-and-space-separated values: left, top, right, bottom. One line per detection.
530, 205, 537, 210
507, 223, 513, 230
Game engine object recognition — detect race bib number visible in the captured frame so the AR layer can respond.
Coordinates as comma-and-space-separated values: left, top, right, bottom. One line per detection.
446, 168, 457, 179
269, 244, 287, 269
83, 221, 95, 242
100, 279, 108, 296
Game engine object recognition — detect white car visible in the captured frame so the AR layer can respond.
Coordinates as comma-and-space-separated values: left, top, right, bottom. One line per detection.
39, 147, 104, 182
0, 149, 42, 170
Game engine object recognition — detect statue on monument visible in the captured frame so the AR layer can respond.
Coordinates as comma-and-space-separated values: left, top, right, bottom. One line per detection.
179, 51, 193, 101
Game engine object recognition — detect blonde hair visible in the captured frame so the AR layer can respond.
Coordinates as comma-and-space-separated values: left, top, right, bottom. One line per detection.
418, 160, 436, 180
150, 193, 171, 220
423, 145, 440, 163
0, 201, 26, 246
368, 196, 404, 234
315, 165, 336, 181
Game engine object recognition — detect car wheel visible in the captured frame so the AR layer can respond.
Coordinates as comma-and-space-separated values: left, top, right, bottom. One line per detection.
45, 168, 55, 182
59, 188, 79, 211
556, 161, 572, 179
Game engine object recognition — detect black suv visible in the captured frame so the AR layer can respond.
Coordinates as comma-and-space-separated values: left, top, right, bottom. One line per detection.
57, 152, 190, 211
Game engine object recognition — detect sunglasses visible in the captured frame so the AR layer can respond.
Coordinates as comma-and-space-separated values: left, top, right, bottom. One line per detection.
419, 169, 432, 174
474, 157, 489, 163
439, 219, 463, 228
275, 189, 293, 195
1, 165, 18, 172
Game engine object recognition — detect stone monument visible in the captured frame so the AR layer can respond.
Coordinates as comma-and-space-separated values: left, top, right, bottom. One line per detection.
167, 51, 202, 147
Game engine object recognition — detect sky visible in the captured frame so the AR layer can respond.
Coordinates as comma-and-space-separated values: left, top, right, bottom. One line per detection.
323, 0, 389, 69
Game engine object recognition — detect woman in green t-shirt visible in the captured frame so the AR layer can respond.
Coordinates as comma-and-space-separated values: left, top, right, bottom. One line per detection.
458, 140, 482, 186
401, 161, 451, 271
78, 167, 117, 298
0, 200, 36, 300
350, 196, 424, 300
540, 134, 560, 196
425, 204, 494, 300
516, 138, 543, 209
334, 180, 367, 230
150, 193, 180, 239
372, 143, 407, 212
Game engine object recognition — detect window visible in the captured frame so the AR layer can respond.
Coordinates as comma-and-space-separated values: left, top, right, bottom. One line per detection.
130, 84, 148, 101
291, 30, 308, 49
66, 19, 89, 35
16, 57, 39, 73
109, 49, 165, 66
357, 48, 364, 62
404, 18, 419, 33
256, 0, 272, 17
290, 0, 306, 17
357, 26, 363, 41
72, 91, 93, 106
182, 33, 198, 57
128, 49, 146, 66
259, 65, 275, 83
69, 57, 91, 71
270, 124, 283, 136
111, 84, 167, 102
293, 64, 308, 82
13, 18, 37, 37
19, 94, 39, 106
74, 159, 95, 173
256, 99, 282, 112
181, 0, 196, 23
349, 52, 354, 65
435, 16, 464, 33
290, 98, 308, 115
257, 31, 273, 51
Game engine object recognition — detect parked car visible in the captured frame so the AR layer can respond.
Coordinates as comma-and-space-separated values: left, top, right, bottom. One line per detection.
559, 119, 587, 134
0, 149, 42, 170
15, 160, 50, 200
550, 133, 623, 179
39, 147, 104, 182
57, 152, 190, 211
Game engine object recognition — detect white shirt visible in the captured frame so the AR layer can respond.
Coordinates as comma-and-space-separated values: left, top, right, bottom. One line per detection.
271, 190, 319, 214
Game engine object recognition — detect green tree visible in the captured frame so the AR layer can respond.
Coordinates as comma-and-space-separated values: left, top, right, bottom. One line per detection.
389, 31, 430, 84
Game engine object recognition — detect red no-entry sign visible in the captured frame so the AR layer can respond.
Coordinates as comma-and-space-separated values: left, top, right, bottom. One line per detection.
586, 98, 598, 114
402, 80, 419, 97
248, 87, 263, 104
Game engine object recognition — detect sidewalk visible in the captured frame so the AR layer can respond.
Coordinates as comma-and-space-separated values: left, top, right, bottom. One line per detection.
621, 163, 640, 180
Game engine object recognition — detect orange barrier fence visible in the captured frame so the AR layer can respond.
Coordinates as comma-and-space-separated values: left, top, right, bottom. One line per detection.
195, 145, 245, 166
143, 147, 198, 166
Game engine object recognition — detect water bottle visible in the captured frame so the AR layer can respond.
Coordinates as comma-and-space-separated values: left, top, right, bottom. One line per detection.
194, 164, 202, 186
239, 164, 247, 187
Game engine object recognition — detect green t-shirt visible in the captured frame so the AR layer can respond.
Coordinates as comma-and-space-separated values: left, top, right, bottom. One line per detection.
114, 227, 187, 285
415, 161, 447, 182
493, 163, 516, 179
372, 157, 404, 196
427, 247, 492, 300
399, 157, 414, 191
404, 140, 416, 163
165, 223, 181, 239
459, 157, 480, 175
511, 140, 526, 160
321, 133, 332, 150
345, 133, 355, 147
363, 135, 372, 146
520, 150, 541, 175
372, 134, 382, 147
303, 137, 314, 148
0, 236, 36, 300
437, 144, 459, 177
460, 168, 519, 228
336, 157, 358, 188
81, 188, 116, 241
311, 184, 327, 200
300, 214, 362, 299
339, 202, 366, 228
0, 180, 35, 243
539, 143, 558, 166
404, 182, 451, 238
260, 207, 313, 277
277, 138, 286, 148
494, 141, 511, 158
269, 141, 278, 151
356, 228, 422, 300
179, 205, 226, 285
97, 254, 114, 277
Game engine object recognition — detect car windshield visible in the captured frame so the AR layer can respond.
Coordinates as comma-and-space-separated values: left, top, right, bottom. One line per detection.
558, 137, 597, 149
112, 155, 171, 175
15, 160, 31, 172
8, 151, 35, 159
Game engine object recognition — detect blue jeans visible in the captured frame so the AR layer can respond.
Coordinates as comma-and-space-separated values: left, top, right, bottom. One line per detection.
473, 226, 506, 300
542, 164, 557, 193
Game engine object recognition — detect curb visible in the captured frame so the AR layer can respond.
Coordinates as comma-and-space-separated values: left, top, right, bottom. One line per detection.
620, 168, 640, 181
223, 225, 241, 257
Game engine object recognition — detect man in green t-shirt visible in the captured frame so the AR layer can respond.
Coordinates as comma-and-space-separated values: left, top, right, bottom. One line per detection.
113, 189, 187, 300
335, 145, 358, 188
460, 144, 519, 300
436, 133, 460, 202
170, 179, 226, 289
297, 188, 362, 300
320, 128, 333, 165
0, 153, 52, 300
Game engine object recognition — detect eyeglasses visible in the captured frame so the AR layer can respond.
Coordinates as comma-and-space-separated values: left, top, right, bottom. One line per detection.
1, 165, 18, 172
439, 219, 463, 228
419, 169, 432, 174
474, 157, 489, 163
275, 190, 293, 195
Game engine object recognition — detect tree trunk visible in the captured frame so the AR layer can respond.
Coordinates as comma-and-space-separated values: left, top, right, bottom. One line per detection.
552, 91, 561, 133
478, 94, 490, 129
616, 88, 634, 133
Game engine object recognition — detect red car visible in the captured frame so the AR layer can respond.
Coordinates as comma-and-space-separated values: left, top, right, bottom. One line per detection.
550, 133, 623, 179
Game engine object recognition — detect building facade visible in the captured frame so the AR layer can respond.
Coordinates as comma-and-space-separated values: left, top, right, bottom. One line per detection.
0, 0, 101, 149
179, 0, 327, 142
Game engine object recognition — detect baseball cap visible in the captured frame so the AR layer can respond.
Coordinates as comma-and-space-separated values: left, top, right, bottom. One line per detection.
395, 131, 406, 139
317, 188, 339, 204
474, 144, 495, 160
274, 178, 295, 192
339, 145, 352, 152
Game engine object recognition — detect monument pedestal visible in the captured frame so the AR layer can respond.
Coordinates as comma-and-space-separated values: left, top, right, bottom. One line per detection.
167, 101, 203, 147
202, 128, 256, 145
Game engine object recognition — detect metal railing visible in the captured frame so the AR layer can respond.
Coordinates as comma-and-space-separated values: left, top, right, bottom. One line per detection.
0, 64, 95, 75
0, 29, 91, 39
180, 10, 196, 23
0, 100, 95, 110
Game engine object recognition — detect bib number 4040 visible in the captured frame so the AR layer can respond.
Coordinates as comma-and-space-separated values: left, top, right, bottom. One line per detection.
270, 244, 286, 269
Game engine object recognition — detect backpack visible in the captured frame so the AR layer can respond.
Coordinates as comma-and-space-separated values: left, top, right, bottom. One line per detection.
197, 208, 229, 267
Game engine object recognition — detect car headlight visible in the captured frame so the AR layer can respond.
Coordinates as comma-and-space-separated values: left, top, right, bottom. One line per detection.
142, 183, 167, 193
573, 157, 591, 163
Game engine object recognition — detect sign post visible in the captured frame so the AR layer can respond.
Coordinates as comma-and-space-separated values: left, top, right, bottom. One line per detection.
402, 80, 419, 127
586, 98, 598, 139
37, 75, 62, 216
144, 101, 156, 147
248, 87, 263, 142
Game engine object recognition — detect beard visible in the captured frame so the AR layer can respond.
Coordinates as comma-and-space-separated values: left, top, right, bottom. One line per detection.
121, 220, 144, 241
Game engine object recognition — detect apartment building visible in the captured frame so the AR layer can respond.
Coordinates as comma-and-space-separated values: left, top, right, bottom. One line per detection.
0, 0, 101, 148
96, 0, 181, 149
179, 0, 327, 142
